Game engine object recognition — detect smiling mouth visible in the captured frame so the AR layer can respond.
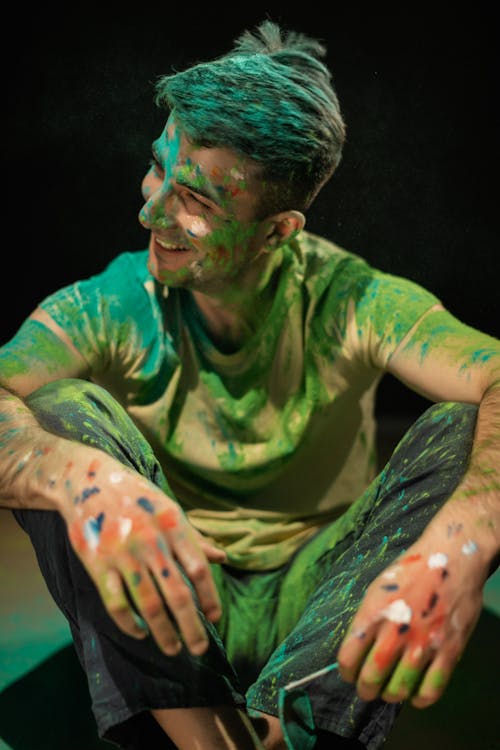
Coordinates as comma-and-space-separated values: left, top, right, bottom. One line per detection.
154, 236, 191, 252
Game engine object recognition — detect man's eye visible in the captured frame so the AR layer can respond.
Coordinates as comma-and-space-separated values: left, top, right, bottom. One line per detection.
183, 191, 212, 210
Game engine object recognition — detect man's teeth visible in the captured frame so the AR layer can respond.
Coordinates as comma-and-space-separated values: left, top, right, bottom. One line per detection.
156, 237, 189, 251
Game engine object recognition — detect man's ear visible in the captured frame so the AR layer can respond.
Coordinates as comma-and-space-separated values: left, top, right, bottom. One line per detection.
264, 210, 306, 249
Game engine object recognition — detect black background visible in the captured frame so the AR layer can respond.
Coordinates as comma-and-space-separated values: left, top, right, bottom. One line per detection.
3, 6, 499, 417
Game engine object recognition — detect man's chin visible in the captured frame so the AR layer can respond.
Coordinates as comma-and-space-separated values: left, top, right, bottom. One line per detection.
146, 256, 201, 289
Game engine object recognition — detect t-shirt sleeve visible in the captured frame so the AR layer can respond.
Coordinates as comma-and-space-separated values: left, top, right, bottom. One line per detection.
39, 251, 153, 375
320, 255, 442, 371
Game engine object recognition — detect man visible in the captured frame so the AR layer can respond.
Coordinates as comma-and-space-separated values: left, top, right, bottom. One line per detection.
0, 19, 498, 750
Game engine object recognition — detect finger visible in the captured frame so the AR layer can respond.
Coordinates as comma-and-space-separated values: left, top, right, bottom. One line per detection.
411, 652, 456, 708
337, 615, 379, 684
121, 561, 182, 655
95, 567, 149, 639
355, 623, 407, 702
155, 508, 223, 619
381, 642, 433, 703
150, 556, 211, 656
170, 527, 223, 623
147, 536, 211, 654
198, 539, 228, 563
411, 601, 480, 709
190, 528, 228, 563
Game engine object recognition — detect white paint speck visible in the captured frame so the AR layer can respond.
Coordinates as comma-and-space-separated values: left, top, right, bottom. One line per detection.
410, 645, 423, 662
109, 472, 124, 484
118, 517, 132, 540
189, 216, 210, 237
451, 611, 461, 631
427, 552, 448, 569
189, 260, 203, 279
18, 449, 34, 469
230, 167, 245, 181
349, 625, 367, 640
106, 570, 121, 596
380, 598, 412, 624
83, 519, 101, 551
461, 539, 478, 556
383, 566, 402, 580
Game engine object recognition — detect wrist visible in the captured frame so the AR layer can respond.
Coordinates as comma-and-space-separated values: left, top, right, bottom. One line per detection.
418, 501, 499, 584
21, 434, 115, 518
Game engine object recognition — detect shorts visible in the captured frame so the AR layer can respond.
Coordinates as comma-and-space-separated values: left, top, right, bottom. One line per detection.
13, 379, 477, 749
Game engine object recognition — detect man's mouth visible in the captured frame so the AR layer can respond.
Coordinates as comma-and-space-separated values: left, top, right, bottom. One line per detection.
154, 236, 191, 252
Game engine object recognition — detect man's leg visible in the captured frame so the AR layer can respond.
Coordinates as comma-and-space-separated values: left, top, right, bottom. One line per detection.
152, 706, 264, 749
246, 402, 478, 749
13, 379, 258, 749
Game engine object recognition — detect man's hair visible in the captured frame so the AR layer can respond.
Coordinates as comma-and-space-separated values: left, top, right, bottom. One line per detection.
154, 20, 346, 216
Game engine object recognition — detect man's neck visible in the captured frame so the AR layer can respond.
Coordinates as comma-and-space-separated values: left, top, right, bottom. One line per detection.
191, 249, 284, 352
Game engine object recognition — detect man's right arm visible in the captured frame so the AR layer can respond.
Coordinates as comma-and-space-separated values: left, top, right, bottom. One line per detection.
0, 305, 93, 512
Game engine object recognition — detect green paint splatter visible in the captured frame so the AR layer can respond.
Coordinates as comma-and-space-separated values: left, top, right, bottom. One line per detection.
429, 669, 447, 691
386, 665, 421, 695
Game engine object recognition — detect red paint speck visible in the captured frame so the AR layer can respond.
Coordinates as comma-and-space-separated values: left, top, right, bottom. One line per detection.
373, 627, 400, 671
68, 522, 86, 552
157, 510, 178, 531
87, 459, 101, 479
400, 554, 423, 565
99, 518, 121, 551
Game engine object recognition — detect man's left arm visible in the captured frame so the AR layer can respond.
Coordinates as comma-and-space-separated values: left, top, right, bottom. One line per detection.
338, 306, 500, 707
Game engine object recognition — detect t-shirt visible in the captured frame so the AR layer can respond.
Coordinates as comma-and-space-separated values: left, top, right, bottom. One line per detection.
39, 231, 440, 570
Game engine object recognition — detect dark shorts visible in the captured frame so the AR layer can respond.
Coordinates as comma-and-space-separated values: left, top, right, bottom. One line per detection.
13, 380, 477, 749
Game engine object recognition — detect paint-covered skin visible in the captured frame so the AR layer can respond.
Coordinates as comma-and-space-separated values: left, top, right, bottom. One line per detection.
338, 302, 500, 707
337, 382, 499, 708
0, 396, 227, 656
138, 114, 303, 346
63, 454, 227, 655
139, 114, 266, 293
337, 526, 489, 707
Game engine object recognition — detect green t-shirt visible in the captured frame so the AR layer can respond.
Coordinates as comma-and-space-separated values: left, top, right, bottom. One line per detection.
40, 231, 440, 569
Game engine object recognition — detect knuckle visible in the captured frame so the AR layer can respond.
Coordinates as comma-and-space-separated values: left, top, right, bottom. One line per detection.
337, 653, 355, 672
358, 675, 379, 692
187, 561, 208, 583
168, 586, 193, 610
142, 598, 164, 620
107, 601, 130, 619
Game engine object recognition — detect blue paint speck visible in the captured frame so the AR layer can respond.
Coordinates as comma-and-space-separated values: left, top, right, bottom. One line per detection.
137, 497, 155, 513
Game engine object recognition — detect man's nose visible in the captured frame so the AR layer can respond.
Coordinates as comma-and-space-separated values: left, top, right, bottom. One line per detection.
138, 184, 176, 230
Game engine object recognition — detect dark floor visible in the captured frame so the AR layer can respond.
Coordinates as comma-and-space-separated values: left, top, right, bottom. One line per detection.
1, 417, 499, 749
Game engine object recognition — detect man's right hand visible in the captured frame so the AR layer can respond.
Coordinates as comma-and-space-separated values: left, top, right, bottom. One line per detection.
63, 457, 226, 656
0, 386, 225, 657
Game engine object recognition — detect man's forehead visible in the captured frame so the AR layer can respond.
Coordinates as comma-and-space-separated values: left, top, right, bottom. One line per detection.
159, 114, 257, 183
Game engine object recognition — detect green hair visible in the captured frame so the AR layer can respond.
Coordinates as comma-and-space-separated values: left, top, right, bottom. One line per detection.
154, 20, 346, 215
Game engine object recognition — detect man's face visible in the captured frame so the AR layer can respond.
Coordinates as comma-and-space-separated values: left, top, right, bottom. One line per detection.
139, 115, 268, 290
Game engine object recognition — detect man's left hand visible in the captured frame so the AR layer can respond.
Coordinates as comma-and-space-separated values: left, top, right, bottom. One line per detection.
337, 534, 487, 707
